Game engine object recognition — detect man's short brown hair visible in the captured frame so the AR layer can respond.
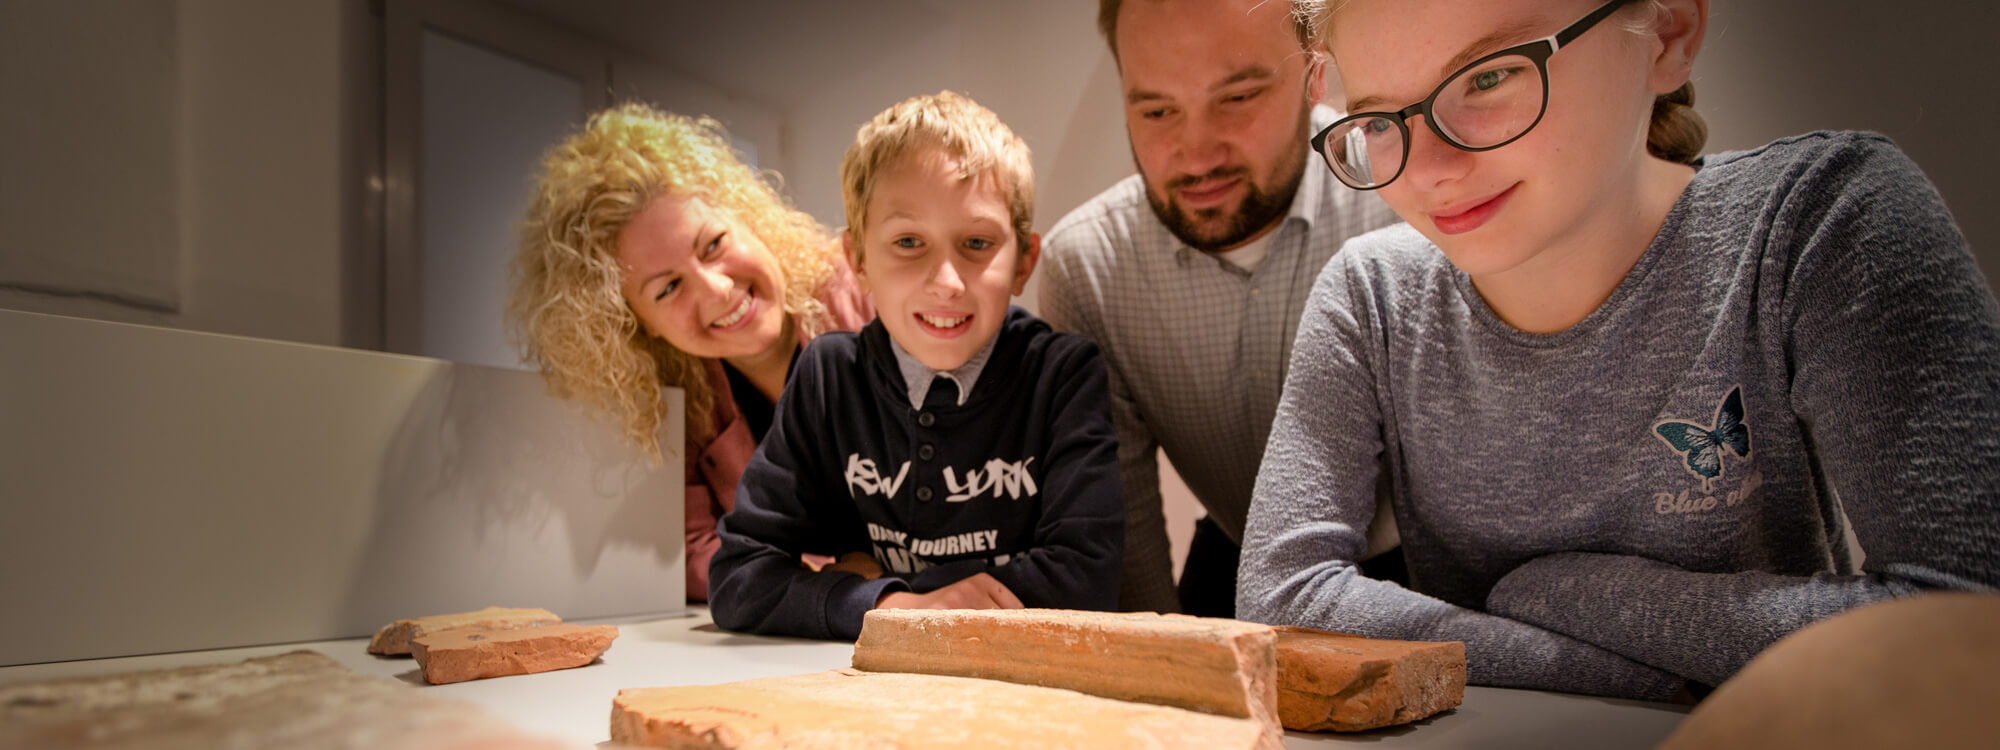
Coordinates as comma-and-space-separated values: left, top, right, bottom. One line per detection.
1097, 0, 1315, 61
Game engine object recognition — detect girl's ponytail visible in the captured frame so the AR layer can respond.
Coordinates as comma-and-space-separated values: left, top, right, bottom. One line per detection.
1647, 82, 1706, 165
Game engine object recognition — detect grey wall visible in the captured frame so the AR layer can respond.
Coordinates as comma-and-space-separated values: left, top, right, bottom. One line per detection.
1693, 1, 1998, 290
0, 1, 181, 313
0, 0, 379, 348
415, 28, 583, 369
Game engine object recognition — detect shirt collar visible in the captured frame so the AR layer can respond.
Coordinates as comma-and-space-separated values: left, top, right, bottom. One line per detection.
890, 329, 1000, 409
1288, 136, 1329, 230
1274, 111, 1335, 234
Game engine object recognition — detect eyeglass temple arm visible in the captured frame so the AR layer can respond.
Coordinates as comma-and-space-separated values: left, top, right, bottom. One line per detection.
1556, 0, 1641, 49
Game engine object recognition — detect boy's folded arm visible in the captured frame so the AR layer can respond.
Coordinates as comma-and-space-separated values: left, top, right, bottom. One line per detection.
983, 341, 1126, 611
709, 484, 908, 640
707, 346, 903, 641
710, 531, 907, 640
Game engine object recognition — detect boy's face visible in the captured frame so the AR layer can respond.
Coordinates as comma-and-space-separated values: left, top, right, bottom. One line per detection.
846, 151, 1039, 372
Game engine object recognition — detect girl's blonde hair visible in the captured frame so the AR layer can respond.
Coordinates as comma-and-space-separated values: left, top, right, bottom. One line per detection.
506, 102, 834, 461
1293, 0, 1706, 164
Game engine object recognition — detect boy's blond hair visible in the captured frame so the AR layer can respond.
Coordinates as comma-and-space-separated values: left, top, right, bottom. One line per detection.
839, 91, 1034, 254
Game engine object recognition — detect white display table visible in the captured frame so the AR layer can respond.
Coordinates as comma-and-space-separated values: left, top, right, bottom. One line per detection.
0, 608, 1689, 749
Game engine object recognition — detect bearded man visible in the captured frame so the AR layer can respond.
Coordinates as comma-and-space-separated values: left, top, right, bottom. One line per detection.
1041, 0, 1404, 614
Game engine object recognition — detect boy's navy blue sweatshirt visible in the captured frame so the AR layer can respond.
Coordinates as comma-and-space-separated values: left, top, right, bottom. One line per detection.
709, 307, 1125, 640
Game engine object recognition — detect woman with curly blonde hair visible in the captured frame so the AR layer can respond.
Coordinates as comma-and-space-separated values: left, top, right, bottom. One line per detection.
508, 102, 871, 602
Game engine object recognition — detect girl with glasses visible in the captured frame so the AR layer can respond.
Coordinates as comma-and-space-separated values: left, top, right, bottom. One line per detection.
1238, 0, 2000, 700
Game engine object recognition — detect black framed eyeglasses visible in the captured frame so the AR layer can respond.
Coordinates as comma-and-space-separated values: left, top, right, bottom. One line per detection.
1311, 0, 1640, 190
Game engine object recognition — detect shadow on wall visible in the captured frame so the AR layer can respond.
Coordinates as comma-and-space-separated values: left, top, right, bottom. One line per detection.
335, 362, 684, 638
1019, 55, 1136, 313
1694, 2, 2000, 293
0, 312, 683, 665
1043, 55, 1138, 235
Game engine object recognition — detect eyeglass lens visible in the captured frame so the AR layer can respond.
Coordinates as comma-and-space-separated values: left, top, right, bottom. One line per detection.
1323, 53, 1547, 188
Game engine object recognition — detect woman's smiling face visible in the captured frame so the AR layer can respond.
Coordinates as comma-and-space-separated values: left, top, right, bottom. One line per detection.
615, 192, 792, 362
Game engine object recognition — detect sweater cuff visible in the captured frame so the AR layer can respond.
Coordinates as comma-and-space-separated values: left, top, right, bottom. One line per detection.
826, 575, 908, 641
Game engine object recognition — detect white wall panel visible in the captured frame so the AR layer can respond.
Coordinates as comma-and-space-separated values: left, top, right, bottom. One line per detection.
0, 310, 683, 666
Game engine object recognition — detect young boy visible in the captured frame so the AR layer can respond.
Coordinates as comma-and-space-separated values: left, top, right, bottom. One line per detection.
707, 91, 1125, 641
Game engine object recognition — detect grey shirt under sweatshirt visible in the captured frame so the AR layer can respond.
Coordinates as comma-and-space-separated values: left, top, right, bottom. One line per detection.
1238, 131, 2000, 700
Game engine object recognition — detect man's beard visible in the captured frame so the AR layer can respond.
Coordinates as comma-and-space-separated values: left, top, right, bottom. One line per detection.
1139, 120, 1309, 254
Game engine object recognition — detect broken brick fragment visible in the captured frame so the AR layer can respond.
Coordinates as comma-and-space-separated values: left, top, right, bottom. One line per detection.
1272, 625, 1465, 731
367, 606, 562, 656
411, 624, 617, 685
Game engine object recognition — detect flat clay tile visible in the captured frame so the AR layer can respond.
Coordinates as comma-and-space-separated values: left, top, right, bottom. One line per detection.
610, 668, 1269, 749
0, 650, 574, 749
851, 608, 1281, 749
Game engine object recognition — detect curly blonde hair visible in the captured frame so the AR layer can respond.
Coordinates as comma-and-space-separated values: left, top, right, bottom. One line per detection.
507, 102, 835, 461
